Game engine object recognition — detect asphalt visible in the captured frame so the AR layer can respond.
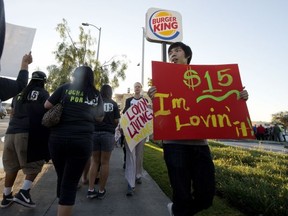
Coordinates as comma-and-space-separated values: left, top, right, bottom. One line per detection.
0, 117, 172, 216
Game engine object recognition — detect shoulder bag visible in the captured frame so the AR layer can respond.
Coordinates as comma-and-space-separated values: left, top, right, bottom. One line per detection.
42, 98, 65, 128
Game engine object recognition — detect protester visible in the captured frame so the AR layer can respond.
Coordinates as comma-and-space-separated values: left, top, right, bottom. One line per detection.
44, 66, 104, 216
122, 82, 147, 196
87, 84, 120, 199
1, 71, 49, 208
0, 52, 32, 102
256, 124, 265, 140
273, 124, 282, 142
147, 42, 249, 216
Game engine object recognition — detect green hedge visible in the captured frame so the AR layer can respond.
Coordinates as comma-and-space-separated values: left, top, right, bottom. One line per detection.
144, 140, 288, 216
211, 140, 288, 216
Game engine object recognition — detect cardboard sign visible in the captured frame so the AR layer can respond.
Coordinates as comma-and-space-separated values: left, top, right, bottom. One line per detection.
152, 61, 254, 140
120, 98, 153, 151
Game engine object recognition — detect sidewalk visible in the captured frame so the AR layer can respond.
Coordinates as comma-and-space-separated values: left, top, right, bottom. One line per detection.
0, 146, 171, 216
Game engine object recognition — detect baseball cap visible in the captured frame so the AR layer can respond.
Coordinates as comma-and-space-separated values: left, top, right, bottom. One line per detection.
31, 71, 47, 81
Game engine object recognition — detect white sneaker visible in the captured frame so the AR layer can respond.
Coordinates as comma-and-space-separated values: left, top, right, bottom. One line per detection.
167, 202, 173, 216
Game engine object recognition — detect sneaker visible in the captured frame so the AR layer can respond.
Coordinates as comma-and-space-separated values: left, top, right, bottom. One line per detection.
136, 177, 142, 184
0, 193, 14, 208
96, 189, 106, 200
126, 185, 135, 196
167, 202, 174, 216
87, 189, 98, 199
13, 189, 36, 208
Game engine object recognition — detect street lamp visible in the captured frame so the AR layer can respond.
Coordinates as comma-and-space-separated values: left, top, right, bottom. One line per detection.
141, 27, 145, 87
82, 22, 101, 62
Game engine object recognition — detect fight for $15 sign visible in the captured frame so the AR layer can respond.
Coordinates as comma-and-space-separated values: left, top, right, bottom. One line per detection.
152, 61, 255, 140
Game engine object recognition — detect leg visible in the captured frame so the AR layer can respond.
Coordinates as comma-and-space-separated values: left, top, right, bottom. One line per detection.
190, 146, 215, 215
58, 205, 73, 216
98, 151, 112, 191
135, 139, 145, 179
88, 151, 101, 191
4, 172, 17, 188
125, 142, 136, 188
81, 157, 91, 184
164, 144, 215, 216
2, 134, 20, 193
164, 144, 192, 216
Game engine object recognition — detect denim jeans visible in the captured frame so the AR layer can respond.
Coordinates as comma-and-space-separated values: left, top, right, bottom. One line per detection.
163, 144, 215, 216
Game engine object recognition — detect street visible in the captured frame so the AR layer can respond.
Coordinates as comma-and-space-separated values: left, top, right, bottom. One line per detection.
217, 139, 288, 154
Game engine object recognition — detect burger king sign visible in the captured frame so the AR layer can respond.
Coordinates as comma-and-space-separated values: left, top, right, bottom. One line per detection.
146, 8, 183, 43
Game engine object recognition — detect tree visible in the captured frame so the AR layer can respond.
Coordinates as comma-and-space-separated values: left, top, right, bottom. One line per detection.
271, 111, 288, 130
45, 19, 127, 92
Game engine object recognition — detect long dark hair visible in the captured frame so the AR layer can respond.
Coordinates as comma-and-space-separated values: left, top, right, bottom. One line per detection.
100, 84, 112, 99
21, 80, 45, 102
72, 66, 99, 100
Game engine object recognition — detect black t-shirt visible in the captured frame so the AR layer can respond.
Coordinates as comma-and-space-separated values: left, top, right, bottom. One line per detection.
123, 96, 148, 114
94, 97, 120, 133
6, 87, 49, 134
48, 83, 104, 137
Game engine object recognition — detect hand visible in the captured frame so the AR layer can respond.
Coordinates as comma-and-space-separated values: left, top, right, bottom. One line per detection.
148, 86, 157, 99
240, 87, 249, 101
21, 51, 33, 70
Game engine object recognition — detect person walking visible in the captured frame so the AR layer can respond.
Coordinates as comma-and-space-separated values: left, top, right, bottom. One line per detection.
44, 66, 104, 216
1, 71, 50, 208
122, 82, 147, 196
87, 84, 120, 199
147, 42, 249, 216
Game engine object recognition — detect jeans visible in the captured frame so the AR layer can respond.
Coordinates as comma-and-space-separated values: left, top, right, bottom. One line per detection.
163, 144, 215, 216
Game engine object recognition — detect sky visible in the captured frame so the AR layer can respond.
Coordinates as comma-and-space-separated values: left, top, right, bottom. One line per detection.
3, 0, 288, 122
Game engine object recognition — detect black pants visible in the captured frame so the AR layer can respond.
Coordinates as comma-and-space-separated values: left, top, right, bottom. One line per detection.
163, 144, 215, 216
49, 135, 92, 205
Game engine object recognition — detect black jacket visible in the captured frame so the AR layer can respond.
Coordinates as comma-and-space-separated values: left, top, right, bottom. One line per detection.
0, 70, 29, 101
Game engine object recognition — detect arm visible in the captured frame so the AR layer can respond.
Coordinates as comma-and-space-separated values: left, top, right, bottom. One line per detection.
44, 100, 54, 110
122, 97, 131, 114
94, 94, 105, 122
0, 52, 32, 101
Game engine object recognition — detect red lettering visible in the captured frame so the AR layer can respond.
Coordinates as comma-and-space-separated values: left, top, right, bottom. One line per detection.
128, 125, 138, 138
127, 112, 135, 121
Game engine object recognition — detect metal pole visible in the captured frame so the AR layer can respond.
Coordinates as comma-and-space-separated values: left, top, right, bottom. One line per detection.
96, 27, 101, 62
162, 42, 167, 62
82, 23, 101, 62
141, 27, 145, 87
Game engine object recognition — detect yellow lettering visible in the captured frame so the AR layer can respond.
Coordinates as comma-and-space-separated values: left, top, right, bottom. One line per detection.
172, 98, 190, 111
154, 93, 171, 117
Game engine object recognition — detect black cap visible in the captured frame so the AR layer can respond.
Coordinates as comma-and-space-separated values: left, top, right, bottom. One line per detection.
31, 71, 47, 81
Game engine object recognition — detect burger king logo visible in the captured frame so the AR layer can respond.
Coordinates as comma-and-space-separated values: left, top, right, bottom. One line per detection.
146, 8, 182, 43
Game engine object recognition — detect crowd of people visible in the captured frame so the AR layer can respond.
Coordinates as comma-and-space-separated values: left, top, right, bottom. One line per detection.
254, 124, 286, 142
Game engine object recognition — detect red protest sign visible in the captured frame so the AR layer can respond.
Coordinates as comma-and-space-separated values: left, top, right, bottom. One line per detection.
151, 61, 254, 140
